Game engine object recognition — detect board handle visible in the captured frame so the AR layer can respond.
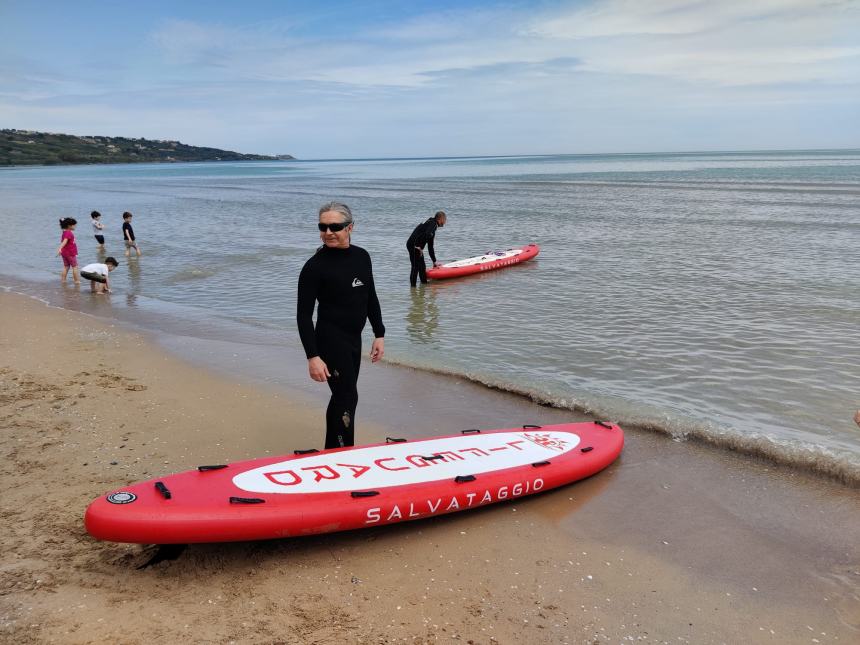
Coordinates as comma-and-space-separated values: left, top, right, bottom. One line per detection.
454, 475, 477, 483
386, 437, 407, 443
522, 424, 542, 429
197, 464, 227, 472
351, 491, 380, 498
461, 429, 481, 434
229, 496, 265, 504
154, 481, 172, 499
594, 420, 613, 429
294, 448, 320, 455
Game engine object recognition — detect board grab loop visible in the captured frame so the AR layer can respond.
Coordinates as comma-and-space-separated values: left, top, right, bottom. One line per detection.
454, 475, 477, 483
351, 490, 380, 498
595, 420, 613, 429
294, 448, 319, 455
154, 481, 171, 499
386, 437, 407, 443
522, 424, 542, 429
461, 428, 481, 434
197, 464, 227, 472
229, 496, 265, 504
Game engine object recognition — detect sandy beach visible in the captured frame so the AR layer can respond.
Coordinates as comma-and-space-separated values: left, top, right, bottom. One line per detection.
1, 291, 858, 644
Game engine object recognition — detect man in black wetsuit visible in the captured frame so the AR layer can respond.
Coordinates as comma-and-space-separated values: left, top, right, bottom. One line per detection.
406, 211, 447, 286
297, 202, 385, 449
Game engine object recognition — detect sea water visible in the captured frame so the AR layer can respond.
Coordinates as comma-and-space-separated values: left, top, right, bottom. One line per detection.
1, 150, 858, 482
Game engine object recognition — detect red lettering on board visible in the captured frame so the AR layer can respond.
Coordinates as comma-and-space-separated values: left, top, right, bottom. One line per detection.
300, 464, 340, 482
264, 469, 302, 486
374, 457, 409, 472
337, 463, 371, 478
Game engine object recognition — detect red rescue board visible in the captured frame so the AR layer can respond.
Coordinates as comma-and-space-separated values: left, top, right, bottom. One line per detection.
84, 421, 623, 544
426, 244, 540, 280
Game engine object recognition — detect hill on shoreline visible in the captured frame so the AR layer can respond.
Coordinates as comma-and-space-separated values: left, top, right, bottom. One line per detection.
0, 129, 293, 166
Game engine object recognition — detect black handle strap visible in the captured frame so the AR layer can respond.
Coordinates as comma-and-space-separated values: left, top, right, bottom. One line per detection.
580, 446, 594, 453
294, 448, 320, 455
595, 420, 613, 429
229, 496, 265, 504
197, 464, 227, 472
351, 491, 380, 498
386, 437, 407, 443
454, 475, 476, 483
522, 424, 542, 429
532, 460, 551, 467
461, 429, 481, 434
154, 481, 172, 499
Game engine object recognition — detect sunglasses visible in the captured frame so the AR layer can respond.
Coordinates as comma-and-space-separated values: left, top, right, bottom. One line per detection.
318, 222, 350, 232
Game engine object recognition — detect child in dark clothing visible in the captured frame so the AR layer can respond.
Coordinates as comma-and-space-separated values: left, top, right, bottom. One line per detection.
122, 211, 141, 257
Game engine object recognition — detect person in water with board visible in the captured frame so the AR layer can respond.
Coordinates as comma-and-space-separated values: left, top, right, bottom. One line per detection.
297, 202, 385, 449
406, 210, 447, 287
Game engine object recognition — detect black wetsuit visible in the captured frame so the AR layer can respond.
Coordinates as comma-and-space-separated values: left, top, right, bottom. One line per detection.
406, 218, 439, 286
297, 245, 384, 449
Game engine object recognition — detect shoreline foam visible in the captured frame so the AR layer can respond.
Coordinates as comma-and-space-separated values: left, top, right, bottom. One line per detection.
382, 355, 860, 488
5, 277, 859, 488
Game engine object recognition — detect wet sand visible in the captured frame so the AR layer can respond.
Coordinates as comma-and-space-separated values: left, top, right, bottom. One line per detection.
1, 291, 858, 644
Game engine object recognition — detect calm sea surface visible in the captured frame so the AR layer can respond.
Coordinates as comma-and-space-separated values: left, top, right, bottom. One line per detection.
1, 151, 858, 481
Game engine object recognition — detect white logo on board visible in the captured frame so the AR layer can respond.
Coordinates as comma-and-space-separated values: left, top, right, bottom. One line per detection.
352, 278, 364, 287
232, 431, 580, 494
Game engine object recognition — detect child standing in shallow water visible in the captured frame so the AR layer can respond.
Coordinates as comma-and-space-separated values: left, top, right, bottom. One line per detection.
91, 211, 105, 250
56, 217, 80, 283
122, 211, 141, 257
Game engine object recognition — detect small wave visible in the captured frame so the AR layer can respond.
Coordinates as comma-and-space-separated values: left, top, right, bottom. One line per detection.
166, 267, 219, 284
384, 356, 860, 488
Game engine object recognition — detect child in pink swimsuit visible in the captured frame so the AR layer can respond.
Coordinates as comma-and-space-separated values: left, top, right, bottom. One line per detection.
56, 217, 80, 284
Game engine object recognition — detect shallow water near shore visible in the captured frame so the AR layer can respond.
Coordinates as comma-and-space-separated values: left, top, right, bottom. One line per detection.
1, 150, 859, 482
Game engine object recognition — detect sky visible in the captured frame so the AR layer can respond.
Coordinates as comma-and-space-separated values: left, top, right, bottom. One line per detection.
1, 0, 858, 158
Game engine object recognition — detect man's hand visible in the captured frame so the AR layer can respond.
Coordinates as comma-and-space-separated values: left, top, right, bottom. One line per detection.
308, 356, 331, 382
370, 338, 385, 363
433, 261, 441, 267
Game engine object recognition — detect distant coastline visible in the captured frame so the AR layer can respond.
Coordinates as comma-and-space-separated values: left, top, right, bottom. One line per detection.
0, 129, 293, 167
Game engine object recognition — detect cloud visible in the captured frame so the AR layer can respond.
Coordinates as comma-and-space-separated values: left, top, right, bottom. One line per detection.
528, 0, 860, 86
143, 1, 860, 91
2, 1, 858, 156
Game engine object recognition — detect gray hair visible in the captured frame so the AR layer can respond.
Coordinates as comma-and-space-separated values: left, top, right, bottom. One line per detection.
318, 201, 353, 224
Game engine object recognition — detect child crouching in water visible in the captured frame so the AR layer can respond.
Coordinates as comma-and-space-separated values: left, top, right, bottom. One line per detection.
56, 217, 80, 284
80, 257, 119, 294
